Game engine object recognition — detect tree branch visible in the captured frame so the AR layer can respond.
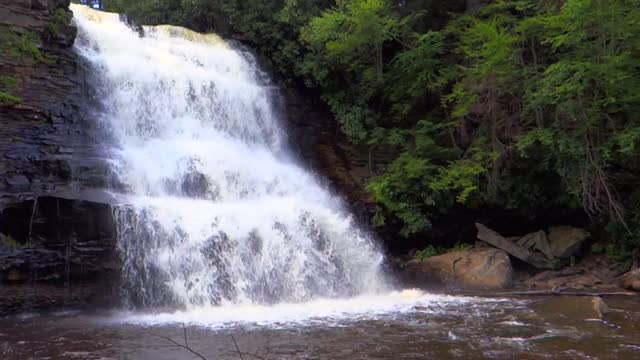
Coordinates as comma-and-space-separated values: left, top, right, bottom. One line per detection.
148, 332, 208, 360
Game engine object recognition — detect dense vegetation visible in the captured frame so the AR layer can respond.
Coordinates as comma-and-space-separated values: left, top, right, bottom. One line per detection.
93, 0, 639, 263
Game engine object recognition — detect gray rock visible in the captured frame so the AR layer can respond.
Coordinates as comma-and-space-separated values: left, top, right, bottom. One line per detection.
476, 223, 558, 269
517, 230, 553, 259
548, 226, 590, 259
5, 175, 30, 189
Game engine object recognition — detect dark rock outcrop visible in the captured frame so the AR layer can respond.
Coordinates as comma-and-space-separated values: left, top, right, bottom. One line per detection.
0, 0, 119, 312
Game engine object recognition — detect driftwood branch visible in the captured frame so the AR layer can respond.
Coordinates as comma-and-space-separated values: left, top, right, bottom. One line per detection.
231, 335, 267, 360
148, 330, 208, 360
232, 335, 245, 360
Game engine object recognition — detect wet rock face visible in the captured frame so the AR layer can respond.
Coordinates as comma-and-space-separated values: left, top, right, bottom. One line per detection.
0, 0, 119, 310
0, 197, 119, 284
1, 0, 115, 209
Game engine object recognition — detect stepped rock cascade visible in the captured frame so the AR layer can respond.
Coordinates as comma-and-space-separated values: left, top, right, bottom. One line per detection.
70, 5, 387, 309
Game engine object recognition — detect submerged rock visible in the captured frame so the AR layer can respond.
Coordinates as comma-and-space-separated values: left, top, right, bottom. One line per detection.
402, 248, 513, 289
532, 296, 611, 322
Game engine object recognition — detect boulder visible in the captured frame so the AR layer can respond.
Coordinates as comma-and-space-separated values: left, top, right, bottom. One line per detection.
402, 249, 513, 289
517, 230, 553, 259
620, 268, 640, 291
548, 226, 589, 259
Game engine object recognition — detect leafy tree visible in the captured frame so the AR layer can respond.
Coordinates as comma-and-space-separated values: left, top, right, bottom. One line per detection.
300, 0, 406, 142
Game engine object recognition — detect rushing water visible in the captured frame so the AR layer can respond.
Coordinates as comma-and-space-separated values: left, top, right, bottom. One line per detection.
71, 4, 385, 309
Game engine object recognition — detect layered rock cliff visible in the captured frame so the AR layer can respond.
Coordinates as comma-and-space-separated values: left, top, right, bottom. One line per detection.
0, 0, 118, 313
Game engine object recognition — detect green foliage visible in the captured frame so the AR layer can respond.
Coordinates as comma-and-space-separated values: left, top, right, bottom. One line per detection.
415, 245, 438, 260
367, 120, 460, 236
299, 0, 406, 142
0, 233, 20, 250
0, 91, 21, 106
45, 8, 68, 38
415, 242, 472, 260
518, 0, 640, 224
0, 75, 17, 90
0, 75, 20, 106
0, 30, 45, 63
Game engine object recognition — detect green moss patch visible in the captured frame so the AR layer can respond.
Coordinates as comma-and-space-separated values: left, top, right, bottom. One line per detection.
45, 8, 68, 39
0, 75, 21, 106
0, 233, 21, 250
0, 29, 45, 63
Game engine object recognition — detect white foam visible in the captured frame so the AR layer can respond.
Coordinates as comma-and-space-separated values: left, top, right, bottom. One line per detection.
113, 290, 501, 328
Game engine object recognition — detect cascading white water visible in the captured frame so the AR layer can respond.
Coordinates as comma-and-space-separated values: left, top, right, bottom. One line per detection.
71, 5, 388, 309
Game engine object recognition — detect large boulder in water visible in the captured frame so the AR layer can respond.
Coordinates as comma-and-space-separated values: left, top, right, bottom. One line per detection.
548, 226, 590, 259
402, 248, 513, 289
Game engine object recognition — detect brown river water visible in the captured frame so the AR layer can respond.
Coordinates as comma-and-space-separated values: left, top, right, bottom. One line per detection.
1, 291, 639, 360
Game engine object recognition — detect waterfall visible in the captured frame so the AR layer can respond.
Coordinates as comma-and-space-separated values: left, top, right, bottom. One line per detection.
71, 5, 388, 309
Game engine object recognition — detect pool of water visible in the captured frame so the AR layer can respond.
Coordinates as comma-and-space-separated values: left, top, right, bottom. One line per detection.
1, 291, 639, 359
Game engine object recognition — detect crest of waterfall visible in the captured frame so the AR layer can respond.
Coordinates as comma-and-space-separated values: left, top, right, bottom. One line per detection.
71, 4, 388, 308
